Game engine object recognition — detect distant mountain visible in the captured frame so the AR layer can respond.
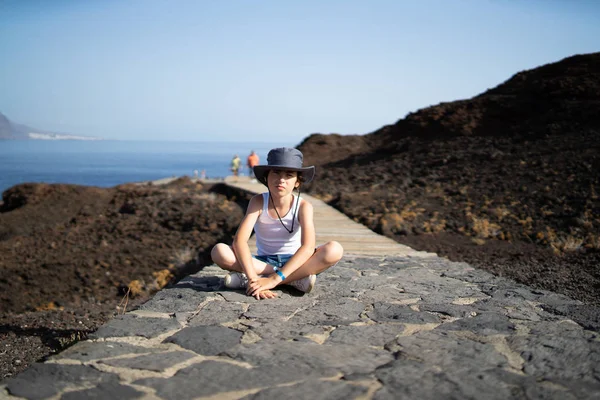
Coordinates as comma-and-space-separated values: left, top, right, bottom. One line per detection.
0, 112, 102, 140
0, 112, 15, 139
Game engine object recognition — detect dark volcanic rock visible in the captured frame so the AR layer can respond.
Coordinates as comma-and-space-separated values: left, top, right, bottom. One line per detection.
0, 179, 242, 314
299, 52, 600, 306
4, 363, 119, 400
0, 179, 244, 380
163, 325, 244, 356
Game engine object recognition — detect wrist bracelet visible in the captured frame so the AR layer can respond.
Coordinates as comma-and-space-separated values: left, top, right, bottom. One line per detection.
272, 266, 286, 281
275, 270, 286, 281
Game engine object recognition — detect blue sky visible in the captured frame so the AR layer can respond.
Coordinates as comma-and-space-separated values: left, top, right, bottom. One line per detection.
1, 0, 598, 143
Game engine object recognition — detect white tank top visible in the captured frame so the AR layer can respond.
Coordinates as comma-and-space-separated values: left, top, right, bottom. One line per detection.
255, 192, 302, 255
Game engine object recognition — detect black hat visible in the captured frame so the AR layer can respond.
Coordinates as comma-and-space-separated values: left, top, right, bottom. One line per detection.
253, 147, 315, 186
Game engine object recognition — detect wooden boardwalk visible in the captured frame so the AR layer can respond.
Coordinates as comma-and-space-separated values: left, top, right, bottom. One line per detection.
225, 177, 435, 258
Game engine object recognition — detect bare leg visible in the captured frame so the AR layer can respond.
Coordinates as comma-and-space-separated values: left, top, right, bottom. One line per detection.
210, 243, 273, 275
211, 241, 344, 285
283, 241, 343, 284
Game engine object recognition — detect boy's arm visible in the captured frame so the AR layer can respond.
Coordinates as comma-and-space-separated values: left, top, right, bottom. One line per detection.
232, 195, 262, 281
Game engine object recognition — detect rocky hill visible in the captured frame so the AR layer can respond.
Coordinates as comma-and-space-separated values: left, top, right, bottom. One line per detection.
0, 178, 244, 378
299, 52, 600, 305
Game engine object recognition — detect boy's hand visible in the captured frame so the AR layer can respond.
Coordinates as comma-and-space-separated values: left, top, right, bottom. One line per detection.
247, 275, 279, 299
258, 289, 277, 299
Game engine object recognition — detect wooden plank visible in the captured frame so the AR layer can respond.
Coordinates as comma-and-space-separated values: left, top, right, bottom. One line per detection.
225, 178, 436, 258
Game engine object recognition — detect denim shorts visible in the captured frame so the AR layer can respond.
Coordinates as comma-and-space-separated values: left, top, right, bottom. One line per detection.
253, 254, 293, 268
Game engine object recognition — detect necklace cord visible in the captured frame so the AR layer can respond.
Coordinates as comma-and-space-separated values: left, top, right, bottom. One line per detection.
268, 188, 300, 234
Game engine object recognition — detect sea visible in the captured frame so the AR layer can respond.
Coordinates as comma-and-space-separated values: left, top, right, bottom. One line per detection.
0, 140, 287, 194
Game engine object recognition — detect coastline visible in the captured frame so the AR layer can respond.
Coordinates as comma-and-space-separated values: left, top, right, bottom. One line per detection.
0, 140, 277, 194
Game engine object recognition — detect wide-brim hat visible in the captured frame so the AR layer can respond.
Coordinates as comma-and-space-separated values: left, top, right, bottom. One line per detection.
254, 147, 315, 186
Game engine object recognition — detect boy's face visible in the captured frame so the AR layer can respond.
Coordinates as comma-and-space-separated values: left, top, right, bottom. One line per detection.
267, 169, 299, 194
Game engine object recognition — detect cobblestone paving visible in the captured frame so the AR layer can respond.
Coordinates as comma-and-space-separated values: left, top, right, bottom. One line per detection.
2, 255, 599, 399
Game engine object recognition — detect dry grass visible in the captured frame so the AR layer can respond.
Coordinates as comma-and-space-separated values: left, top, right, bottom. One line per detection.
401, 201, 425, 220
541, 208, 554, 217
116, 287, 131, 315
425, 184, 445, 198
550, 236, 584, 255
152, 269, 174, 290
171, 247, 197, 268
379, 201, 426, 234
492, 206, 511, 221
497, 231, 513, 241
585, 234, 600, 250
517, 216, 534, 235
422, 212, 447, 233
127, 280, 144, 297
55, 331, 88, 349
482, 197, 493, 208
115, 280, 143, 315
468, 214, 501, 239
116, 269, 175, 315
581, 209, 595, 229
536, 226, 558, 245
35, 301, 64, 312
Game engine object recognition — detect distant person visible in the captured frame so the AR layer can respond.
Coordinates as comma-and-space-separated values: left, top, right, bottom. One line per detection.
247, 150, 259, 181
230, 154, 241, 177
193, 169, 199, 178
200, 169, 206, 179
211, 147, 344, 300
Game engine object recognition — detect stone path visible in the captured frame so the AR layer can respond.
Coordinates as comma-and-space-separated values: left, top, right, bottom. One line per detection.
1, 181, 599, 399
